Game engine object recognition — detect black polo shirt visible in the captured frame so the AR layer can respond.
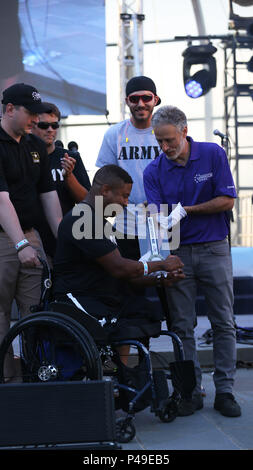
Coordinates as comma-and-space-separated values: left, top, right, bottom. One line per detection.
0, 126, 55, 230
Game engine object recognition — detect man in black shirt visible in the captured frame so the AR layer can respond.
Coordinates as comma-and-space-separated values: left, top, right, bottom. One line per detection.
53, 165, 185, 363
32, 102, 91, 259
0, 83, 63, 380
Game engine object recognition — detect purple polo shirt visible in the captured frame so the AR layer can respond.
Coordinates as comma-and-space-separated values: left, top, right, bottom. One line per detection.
143, 136, 237, 244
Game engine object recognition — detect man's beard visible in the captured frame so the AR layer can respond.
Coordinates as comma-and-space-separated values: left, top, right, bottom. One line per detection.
131, 108, 152, 122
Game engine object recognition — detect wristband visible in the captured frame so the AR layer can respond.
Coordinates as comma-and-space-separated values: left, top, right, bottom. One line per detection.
15, 239, 30, 252
140, 260, 149, 276
17, 242, 30, 253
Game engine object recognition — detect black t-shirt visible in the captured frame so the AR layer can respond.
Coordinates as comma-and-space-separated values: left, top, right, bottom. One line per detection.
53, 203, 164, 325
0, 126, 55, 230
48, 147, 91, 214
36, 146, 91, 257
53, 203, 127, 305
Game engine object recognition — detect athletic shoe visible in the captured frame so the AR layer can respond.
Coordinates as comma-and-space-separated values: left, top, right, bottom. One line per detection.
214, 393, 241, 417
177, 393, 204, 416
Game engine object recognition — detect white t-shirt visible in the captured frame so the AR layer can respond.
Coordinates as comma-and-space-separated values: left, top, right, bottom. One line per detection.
96, 119, 160, 204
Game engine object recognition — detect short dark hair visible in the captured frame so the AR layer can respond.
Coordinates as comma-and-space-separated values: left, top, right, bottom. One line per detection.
42, 102, 61, 120
93, 165, 133, 189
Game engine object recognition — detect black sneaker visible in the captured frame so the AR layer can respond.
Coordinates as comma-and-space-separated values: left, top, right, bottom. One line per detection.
214, 393, 241, 417
177, 393, 203, 417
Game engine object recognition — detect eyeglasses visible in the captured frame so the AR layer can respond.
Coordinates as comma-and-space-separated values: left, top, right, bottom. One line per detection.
128, 94, 154, 104
37, 121, 59, 130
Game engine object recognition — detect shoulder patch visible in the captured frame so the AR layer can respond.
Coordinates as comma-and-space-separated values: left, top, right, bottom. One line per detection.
31, 152, 40, 163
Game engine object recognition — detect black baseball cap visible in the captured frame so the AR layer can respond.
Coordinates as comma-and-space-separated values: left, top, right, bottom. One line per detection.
126, 76, 161, 105
1, 83, 50, 113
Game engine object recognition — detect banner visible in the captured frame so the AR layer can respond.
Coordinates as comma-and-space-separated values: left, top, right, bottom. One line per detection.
0, 0, 106, 116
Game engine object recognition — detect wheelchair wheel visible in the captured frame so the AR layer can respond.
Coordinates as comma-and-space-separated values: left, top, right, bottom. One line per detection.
157, 397, 178, 423
0, 311, 102, 383
115, 417, 136, 443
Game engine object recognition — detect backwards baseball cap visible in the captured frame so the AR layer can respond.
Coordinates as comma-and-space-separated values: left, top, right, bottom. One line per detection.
1, 83, 50, 113
126, 76, 161, 105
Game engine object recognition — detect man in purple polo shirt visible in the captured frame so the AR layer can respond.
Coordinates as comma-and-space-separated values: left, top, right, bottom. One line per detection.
143, 105, 241, 418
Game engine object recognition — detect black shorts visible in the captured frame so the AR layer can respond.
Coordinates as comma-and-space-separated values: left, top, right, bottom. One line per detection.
54, 293, 163, 342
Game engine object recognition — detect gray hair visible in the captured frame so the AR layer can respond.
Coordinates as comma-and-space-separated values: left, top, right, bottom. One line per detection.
151, 105, 187, 131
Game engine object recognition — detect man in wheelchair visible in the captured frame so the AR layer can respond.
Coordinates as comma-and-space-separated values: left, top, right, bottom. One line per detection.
52, 164, 185, 357
52, 164, 193, 436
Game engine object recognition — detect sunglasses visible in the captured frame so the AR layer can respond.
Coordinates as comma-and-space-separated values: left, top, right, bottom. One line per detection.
128, 94, 154, 104
37, 121, 59, 130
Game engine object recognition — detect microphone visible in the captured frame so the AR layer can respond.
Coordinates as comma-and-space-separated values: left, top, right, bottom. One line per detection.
68, 141, 78, 153
55, 139, 64, 148
213, 129, 228, 139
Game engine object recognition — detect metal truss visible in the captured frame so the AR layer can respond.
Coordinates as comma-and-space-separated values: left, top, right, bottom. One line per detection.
223, 35, 253, 243
118, 0, 144, 119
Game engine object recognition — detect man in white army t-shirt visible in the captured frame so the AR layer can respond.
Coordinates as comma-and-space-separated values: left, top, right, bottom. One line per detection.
96, 76, 161, 206
96, 76, 161, 260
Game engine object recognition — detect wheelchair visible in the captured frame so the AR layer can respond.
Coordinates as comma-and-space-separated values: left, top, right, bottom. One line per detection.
0, 259, 196, 444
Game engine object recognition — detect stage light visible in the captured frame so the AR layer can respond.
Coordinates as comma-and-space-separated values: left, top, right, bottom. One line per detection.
185, 79, 203, 99
229, 0, 253, 34
182, 43, 217, 98
185, 70, 213, 98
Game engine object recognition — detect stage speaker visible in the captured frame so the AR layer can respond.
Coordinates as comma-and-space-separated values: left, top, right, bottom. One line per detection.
0, 379, 118, 449
196, 277, 253, 316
